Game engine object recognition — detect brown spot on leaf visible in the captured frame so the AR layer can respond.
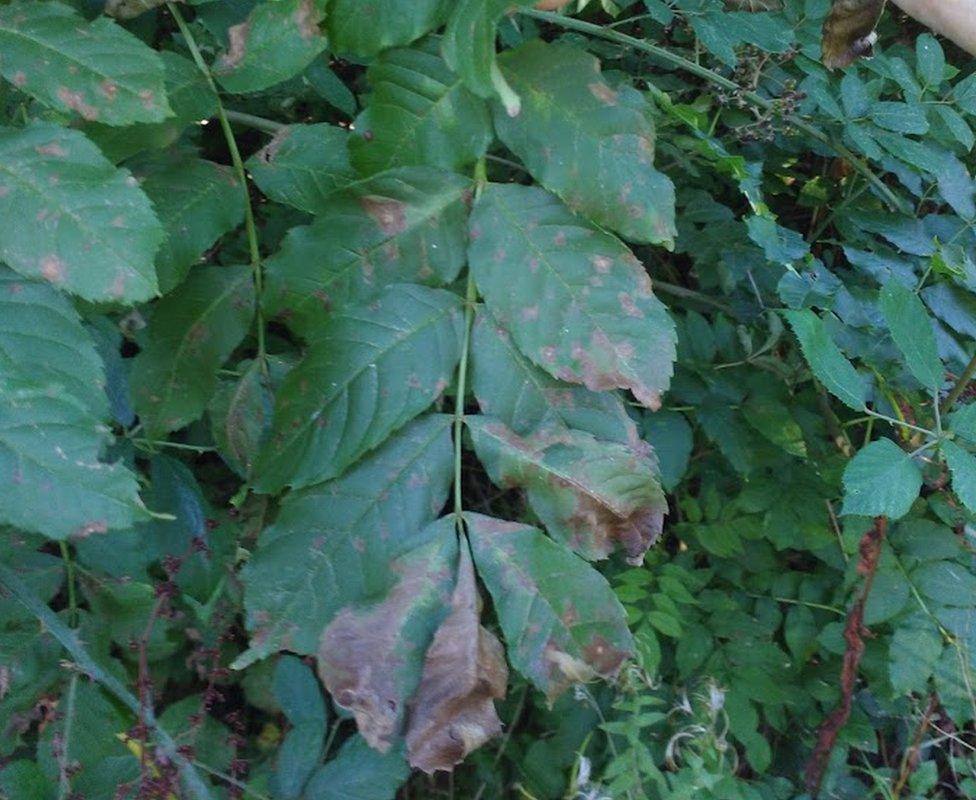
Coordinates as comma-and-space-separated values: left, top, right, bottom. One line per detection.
73, 520, 108, 538
406, 549, 507, 773
139, 89, 155, 111
522, 305, 539, 321
360, 197, 407, 235
12, 71, 26, 87
100, 80, 118, 100
40, 255, 64, 283
588, 81, 618, 106
293, 0, 322, 39
36, 142, 66, 158
56, 87, 98, 120
591, 255, 612, 273
220, 21, 251, 70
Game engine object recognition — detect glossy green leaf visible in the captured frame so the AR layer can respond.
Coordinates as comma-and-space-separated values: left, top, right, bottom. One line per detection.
263, 168, 470, 338
469, 183, 676, 409
942, 440, 976, 515
842, 438, 923, 519
493, 41, 676, 246
139, 158, 246, 293
468, 417, 667, 565
214, 0, 327, 93
0, 124, 162, 302
470, 308, 638, 445
317, 519, 456, 750
949, 403, 976, 444
303, 736, 409, 800
465, 512, 634, 701
0, 0, 171, 125
131, 265, 255, 437
916, 34, 946, 87
879, 281, 943, 389
327, 0, 449, 57
0, 268, 146, 539
236, 414, 453, 666
350, 37, 492, 175
784, 309, 867, 411
246, 124, 355, 215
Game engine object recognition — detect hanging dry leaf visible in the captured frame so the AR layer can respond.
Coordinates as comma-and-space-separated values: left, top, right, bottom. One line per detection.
821, 0, 887, 69
406, 547, 508, 773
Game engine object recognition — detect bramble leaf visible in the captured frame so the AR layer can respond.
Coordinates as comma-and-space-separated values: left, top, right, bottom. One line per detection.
302, 736, 409, 800
465, 512, 634, 701
879, 281, 943, 390
0, 124, 162, 302
0, 0, 171, 125
469, 183, 676, 409
842, 438, 923, 519
784, 309, 867, 411
942, 440, 976, 514
327, 0, 450, 57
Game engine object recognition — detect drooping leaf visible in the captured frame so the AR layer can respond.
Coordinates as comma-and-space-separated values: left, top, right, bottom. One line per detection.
842, 438, 923, 519
270, 655, 328, 800
470, 308, 638, 445
303, 736, 409, 800
263, 168, 470, 338
215, 0, 327, 93
465, 513, 634, 701
235, 414, 453, 667
0, 124, 162, 302
252, 283, 463, 492
784, 309, 867, 411
468, 417, 666, 565
350, 37, 492, 176
317, 519, 457, 751
130, 265, 255, 437
208, 360, 273, 479
879, 280, 943, 390
405, 545, 507, 773
0, 0, 171, 125
246, 124, 355, 215
942, 440, 976, 515
469, 183, 676, 409
0, 268, 146, 539
327, 0, 450, 58
138, 158, 246, 293
493, 41, 676, 246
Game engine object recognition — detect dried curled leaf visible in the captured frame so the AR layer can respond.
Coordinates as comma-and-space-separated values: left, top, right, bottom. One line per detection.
406, 547, 507, 773
821, 0, 887, 69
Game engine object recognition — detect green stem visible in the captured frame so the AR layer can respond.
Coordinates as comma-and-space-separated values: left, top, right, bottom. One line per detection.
168, 4, 267, 369
58, 541, 78, 628
521, 9, 909, 215
652, 280, 733, 314
0, 563, 216, 800
942, 351, 976, 415
224, 109, 285, 135
865, 408, 935, 439
132, 438, 217, 453
57, 674, 79, 800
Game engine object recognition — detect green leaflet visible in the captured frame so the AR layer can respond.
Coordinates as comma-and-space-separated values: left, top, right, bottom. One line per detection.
942, 440, 976, 515
138, 158, 246, 293
0, 124, 163, 302
493, 41, 676, 247
236, 414, 453, 667
214, 0, 327, 93
208, 360, 274, 480
303, 736, 409, 800
327, 0, 450, 57
784, 309, 867, 411
246, 124, 356, 215
350, 37, 492, 175
263, 167, 470, 338
469, 183, 676, 409
879, 280, 943, 389
470, 308, 639, 445
949, 403, 976, 443
842, 438, 923, 519
252, 283, 464, 492
0, 268, 146, 540
270, 656, 328, 799
467, 416, 667, 564
131, 265, 255, 437
0, 0, 171, 125
465, 512, 634, 701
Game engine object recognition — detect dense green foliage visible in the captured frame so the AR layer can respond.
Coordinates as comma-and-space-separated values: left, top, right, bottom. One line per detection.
1, 1, 976, 798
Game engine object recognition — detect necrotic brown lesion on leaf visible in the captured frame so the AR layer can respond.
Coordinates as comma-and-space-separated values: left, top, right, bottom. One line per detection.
405, 547, 508, 773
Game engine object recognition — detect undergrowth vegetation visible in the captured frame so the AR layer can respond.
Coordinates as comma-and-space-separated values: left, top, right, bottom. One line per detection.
1, 0, 976, 798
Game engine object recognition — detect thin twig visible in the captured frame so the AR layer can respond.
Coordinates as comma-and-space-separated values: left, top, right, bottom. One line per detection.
892, 695, 938, 800
224, 109, 285, 135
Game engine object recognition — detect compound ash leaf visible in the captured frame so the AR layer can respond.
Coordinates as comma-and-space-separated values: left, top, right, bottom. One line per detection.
0, 124, 163, 303
252, 283, 463, 493
246, 124, 356, 216
263, 167, 470, 339
406, 546, 507, 773
317, 519, 457, 752
235, 414, 453, 668
467, 417, 666, 564
131, 265, 255, 438
215, 0, 327, 94
464, 513, 634, 701
0, 0, 171, 126
494, 40, 676, 246
469, 183, 676, 410
470, 308, 640, 446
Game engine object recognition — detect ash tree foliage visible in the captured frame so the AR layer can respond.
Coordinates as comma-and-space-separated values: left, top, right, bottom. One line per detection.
1, 0, 976, 799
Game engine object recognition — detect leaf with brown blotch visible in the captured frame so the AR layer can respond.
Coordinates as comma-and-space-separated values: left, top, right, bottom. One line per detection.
821, 0, 887, 70
467, 416, 667, 565
406, 546, 508, 773
317, 520, 457, 752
